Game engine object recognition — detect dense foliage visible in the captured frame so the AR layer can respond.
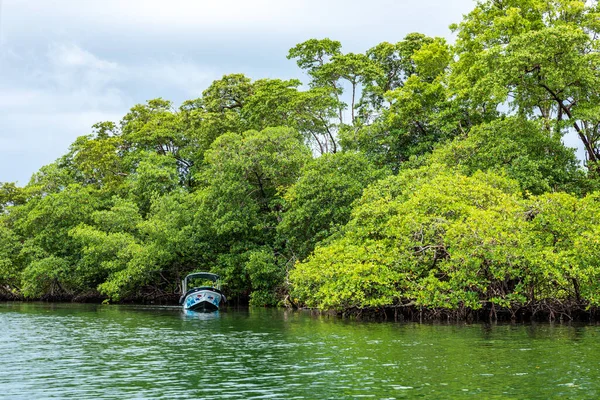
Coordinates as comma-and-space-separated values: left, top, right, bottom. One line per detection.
290, 165, 600, 317
2, 0, 600, 318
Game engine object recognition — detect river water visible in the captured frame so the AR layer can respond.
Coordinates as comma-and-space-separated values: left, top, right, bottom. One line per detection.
1, 302, 599, 399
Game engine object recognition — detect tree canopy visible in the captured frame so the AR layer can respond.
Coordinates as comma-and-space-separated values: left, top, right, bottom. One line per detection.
1, 0, 599, 320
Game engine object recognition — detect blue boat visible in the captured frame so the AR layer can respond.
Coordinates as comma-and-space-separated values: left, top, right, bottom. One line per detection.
179, 272, 225, 312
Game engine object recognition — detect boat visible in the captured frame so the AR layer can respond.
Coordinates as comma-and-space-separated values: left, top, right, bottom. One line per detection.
179, 272, 225, 312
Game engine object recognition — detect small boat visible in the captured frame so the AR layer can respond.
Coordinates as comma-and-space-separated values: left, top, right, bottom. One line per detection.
179, 272, 225, 312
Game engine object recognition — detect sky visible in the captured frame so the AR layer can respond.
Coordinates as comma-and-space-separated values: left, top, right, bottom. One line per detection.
0, 0, 583, 185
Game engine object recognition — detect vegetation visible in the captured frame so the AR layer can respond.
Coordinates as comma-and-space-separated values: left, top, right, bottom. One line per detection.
2, 0, 600, 319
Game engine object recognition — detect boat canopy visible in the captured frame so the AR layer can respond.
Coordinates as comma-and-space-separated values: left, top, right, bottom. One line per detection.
182, 272, 221, 294
184, 272, 220, 282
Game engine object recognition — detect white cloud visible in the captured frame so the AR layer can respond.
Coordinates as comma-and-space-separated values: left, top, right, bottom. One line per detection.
0, 0, 480, 184
0, 42, 218, 183
49, 43, 118, 70
136, 60, 217, 96
4, 0, 475, 40
2, 42, 216, 111
0, 110, 124, 185
46, 43, 124, 97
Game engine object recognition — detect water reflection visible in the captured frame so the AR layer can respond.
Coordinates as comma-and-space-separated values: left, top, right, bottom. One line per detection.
182, 309, 221, 321
0, 302, 598, 399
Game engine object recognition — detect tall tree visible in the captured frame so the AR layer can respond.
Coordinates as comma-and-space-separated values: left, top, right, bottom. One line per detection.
451, 0, 600, 171
192, 127, 312, 303
424, 117, 586, 195
279, 152, 388, 261
342, 35, 474, 172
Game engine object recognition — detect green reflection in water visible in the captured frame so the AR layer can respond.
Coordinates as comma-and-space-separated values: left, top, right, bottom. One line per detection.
0, 302, 598, 399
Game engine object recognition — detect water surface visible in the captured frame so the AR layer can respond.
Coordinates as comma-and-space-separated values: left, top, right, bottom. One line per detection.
1, 302, 598, 399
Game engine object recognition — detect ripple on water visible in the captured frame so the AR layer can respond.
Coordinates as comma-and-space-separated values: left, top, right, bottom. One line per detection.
1, 304, 600, 399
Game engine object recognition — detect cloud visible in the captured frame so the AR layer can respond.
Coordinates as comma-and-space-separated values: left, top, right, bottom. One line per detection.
0, 42, 218, 183
2, 41, 217, 109
0, 0, 482, 185
0, 109, 124, 184
133, 59, 218, 97
4, 0, 475, 42
49, 43, 118, 70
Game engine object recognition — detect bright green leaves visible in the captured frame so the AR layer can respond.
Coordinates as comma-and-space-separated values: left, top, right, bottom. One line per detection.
411, 38, 452, 82
317, 52, 380, 124
200, 127, 311, 223
12, 185, 104, 298
120, 99, 197, 186
245, 249, 286, 306
91, 197, 142, 234
287, 38, 343, 76
451, 0, 600, 166
0, 183, 27, 214
425, 117, 585, 195
2, 19, 598, 314
525, 192, 600, 306
69, 133, 127, 193
185, 74, 341, 155
21, 256, 71, 299
71, 192, 198, 301
289, 38, 379, 127
0, 223, 22, 291
342, 34, 465, 173
290, 239, 404, 310
241, 79, 303, 130
201, 74, 252, 113
291, 163, 600, 313
279, 152, 388, 260
195, 127, 312, 303
126, 152, 179, 216
435, 201, 527, 310
291, 166, 524, 311
15, 184, 102, 258
237, 78, 339, 153
121, 99, 189, 160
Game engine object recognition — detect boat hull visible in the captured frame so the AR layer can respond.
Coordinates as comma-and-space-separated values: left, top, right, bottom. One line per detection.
183, 289, 223, 312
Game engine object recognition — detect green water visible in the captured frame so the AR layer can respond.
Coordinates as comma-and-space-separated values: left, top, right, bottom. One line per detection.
1, 303, 599, 399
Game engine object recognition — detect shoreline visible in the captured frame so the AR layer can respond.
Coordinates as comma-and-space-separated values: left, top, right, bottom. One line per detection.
3, 294, 599, 323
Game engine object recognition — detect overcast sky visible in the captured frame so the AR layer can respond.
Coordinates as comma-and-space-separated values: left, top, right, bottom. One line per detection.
0, 0, 583, 185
